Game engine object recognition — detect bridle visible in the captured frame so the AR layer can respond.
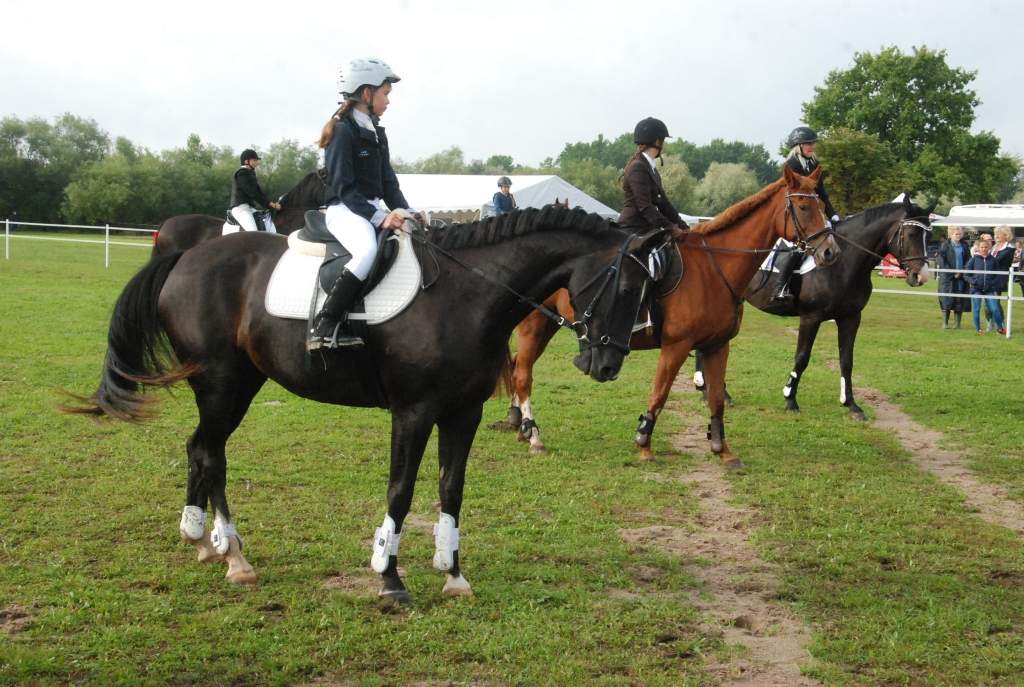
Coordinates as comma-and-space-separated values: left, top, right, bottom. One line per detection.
832, 216, 931, 271
401, 224, 655, 357
785, 191, 834, 251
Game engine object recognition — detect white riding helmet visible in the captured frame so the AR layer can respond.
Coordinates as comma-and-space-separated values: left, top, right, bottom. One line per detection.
337, 58, 401, 99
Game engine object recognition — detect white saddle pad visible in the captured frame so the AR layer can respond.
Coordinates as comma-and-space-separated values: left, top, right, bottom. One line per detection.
759, 238, 817, 275
265, 230, 421, 325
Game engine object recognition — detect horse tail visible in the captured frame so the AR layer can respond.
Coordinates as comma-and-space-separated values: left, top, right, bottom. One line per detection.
62, 251, 198, 422
493, 345, 514, 398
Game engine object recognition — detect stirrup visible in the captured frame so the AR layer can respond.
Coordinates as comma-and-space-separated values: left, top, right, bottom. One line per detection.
307, 321, 364, 351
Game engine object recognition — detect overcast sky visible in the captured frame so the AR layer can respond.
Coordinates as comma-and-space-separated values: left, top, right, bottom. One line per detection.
3, 0, 1021, 166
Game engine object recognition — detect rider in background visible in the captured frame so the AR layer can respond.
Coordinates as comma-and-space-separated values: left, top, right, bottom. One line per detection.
493, 176, 516, 216
309, 58, 418, 350
617, 117, 688, 237
229, 149, 280, 233
772, 126, 839, 301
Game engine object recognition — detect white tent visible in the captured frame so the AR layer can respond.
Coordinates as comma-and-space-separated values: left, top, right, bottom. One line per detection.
931, 204, 1024, 228
395, 174, 620, 219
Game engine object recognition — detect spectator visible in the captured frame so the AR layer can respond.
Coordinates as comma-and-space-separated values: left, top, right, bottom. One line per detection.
936, 226, 971, 329
991, 225, 1015, 295
964, 238, 1006, 335
493, 177, 516, 216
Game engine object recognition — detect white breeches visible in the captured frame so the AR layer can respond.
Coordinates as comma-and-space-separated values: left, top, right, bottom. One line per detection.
230, 204, 277, 234
325, 201, 382, 281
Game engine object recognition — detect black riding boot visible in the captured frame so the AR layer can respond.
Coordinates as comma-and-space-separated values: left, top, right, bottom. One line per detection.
772, 250, 800, 301
307, 269, 365, 350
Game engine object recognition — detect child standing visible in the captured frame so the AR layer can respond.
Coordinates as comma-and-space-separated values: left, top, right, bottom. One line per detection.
964, 239, 1006, 335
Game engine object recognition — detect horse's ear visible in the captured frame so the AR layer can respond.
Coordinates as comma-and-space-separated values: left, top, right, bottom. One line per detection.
901, 192, 912, 208
808, 165, 824, 181
925, 199, 938, 215
783, 164, 797, 186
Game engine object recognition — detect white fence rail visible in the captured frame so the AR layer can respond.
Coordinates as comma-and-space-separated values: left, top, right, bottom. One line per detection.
873, 263, 1021, 339
4, 219, 156, 268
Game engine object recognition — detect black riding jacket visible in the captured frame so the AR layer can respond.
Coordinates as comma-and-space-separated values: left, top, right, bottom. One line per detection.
785, 156, 837, 219
618, 155, 685, 230
323, 114, 409, 225
230, 166, 271, 209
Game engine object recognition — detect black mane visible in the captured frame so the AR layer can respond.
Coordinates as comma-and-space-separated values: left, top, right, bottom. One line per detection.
430, 205, 615, 251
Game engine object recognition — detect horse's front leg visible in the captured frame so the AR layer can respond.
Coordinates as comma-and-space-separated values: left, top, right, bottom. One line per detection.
636, 341, 691, 460
783, 316, 822, 413
434, 403, 484, 597
374, 408, 434, 606
509, 315, 559, 453
700, 343, 743, 470
836, 311, 866, 420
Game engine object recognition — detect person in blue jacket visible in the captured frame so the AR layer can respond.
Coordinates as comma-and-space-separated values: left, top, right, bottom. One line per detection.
964, 238, 1006, 335
309, 58, 422, 350
492, 177, 516, 215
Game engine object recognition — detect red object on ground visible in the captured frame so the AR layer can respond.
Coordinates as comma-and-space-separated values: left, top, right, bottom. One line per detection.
879, 254, 906, 278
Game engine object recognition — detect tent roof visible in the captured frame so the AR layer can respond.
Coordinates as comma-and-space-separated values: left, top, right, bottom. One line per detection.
931, 204, 1024, 227
395, 174, 619, 218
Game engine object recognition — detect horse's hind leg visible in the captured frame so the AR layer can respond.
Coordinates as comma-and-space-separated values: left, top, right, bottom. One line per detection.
693, 350, 733, 407
783, 317, 822, 413
434, 403, 484, 597
701, 343, 743, 470
181, 367, 265, 585
509, 315, 559, 453
836, 311, 865, 421
636, 341, 691, 460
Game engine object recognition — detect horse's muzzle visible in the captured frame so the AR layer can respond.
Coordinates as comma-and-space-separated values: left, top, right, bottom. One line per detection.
575, 346, 623, 382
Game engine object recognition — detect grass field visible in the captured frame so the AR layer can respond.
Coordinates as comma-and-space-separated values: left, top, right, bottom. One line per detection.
1, 237, 1023, 686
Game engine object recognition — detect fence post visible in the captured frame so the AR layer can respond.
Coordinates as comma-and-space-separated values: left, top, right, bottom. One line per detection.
104, 223, 110, 268
4, 218, 8, 259
1007, 264, 1015, 339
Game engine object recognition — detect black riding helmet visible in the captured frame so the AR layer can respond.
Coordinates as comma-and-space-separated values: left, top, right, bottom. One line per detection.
497, 176, 512, 187
240, 148, 260, 165
634, 117, 670, 147
786, 126, 818, 148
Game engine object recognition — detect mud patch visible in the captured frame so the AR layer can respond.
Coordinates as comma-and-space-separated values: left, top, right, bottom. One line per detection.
861, 387, 1024, 537
322, 570, 380, 596
644, 380, 820, 686
0, 605, 32, 634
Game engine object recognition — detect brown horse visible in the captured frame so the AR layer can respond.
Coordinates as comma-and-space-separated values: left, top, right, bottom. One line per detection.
503, 165, 838, 468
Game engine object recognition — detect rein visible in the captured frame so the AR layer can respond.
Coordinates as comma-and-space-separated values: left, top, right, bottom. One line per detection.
398, 223, 648, 353
831, 218, 930, 270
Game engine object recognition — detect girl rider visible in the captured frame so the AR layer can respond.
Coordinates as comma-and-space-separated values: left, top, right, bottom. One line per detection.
229, 149, 280, 233
308, 58, 421, 350
772, 126, 840, 301
618, 116, 688, 237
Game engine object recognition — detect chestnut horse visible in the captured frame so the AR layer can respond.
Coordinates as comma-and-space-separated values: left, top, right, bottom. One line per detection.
65, 206, 665, 603
502, 166, 838, 468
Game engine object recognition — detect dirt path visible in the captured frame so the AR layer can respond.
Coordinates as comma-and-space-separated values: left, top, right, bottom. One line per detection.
621, 381, 820, 686
860, 387, 1024, 537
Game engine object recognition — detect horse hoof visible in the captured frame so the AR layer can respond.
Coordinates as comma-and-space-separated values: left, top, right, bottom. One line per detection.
785, 406, 800, 414
378, 588, 412, 607
724, 458, 746, 471
442, 575, 473, 597
528, 444, 547, 455
638, 446, 654, 461
848, 408, 866, 422
226, 568, 258, 585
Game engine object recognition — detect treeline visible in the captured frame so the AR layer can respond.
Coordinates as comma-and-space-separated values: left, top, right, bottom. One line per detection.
0, 115, 317, 225
1, 46, 1020, 225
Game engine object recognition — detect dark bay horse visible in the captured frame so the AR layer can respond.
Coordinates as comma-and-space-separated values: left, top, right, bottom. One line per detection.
722, 196, 934, 419
65, 206, 666, 603
150, 170, 327, 256
502, 165, 839, 467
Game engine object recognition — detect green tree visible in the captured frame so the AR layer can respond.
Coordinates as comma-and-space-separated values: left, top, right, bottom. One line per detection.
802, 45, 1019, 201
665, 138, 780, 185
559, 158, 621, 210
814, 127, 911, 214
557, 133, 635, 170
259, 139, 319, 199
410, 146, 467, 174
693, 162, 760, 215
658, 155, 698, 214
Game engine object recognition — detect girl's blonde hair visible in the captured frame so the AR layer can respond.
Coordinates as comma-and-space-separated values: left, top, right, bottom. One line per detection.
787, 144, 817, 164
